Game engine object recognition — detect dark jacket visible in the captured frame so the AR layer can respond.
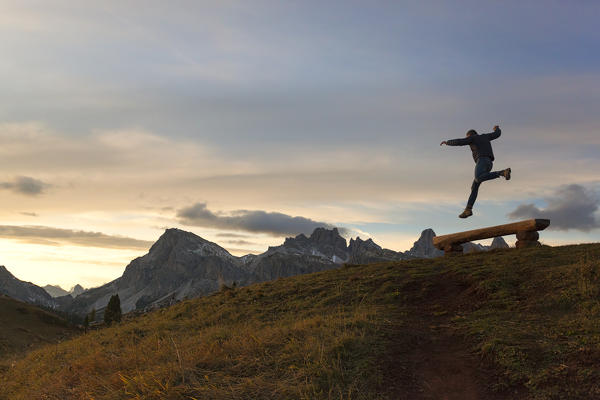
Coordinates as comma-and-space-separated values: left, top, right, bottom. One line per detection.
446, 129, 501, 162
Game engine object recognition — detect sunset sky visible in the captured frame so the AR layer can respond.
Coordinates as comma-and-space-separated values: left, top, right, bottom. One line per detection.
1, 1, 599, 289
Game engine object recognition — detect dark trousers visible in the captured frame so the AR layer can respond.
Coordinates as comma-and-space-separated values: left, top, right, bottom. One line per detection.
467, 157, 502, 209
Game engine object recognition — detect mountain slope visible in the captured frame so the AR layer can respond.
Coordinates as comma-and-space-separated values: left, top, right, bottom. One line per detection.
0, 266, 57, 308
0, 295, 78, 364
3, 244, 600, 399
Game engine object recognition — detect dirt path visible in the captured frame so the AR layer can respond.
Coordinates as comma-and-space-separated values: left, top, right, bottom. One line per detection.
382, 274, 513, 400
406, 328, 496, 400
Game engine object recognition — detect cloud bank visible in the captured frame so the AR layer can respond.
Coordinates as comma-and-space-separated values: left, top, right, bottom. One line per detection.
216, 233, 250, 238
176, 202, 345, 236
508, 184, 600, 231
0, 225, 153, 250
0, 176, 49, 195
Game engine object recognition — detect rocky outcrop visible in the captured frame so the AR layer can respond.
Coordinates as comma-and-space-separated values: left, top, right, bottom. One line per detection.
490, 236, 509, 249
271, 228, 349, 262
406, 229, 444, 258
348, 237, 408, 264
243, 228, 349, 280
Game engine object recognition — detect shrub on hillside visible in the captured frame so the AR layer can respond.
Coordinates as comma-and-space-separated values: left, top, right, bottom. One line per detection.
103, 294, 122, 325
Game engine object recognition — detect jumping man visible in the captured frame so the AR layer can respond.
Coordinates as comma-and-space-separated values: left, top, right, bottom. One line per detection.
440, 125, 511, 218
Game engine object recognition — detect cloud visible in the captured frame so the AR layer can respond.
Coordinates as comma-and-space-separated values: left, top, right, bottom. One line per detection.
176, 203, 346, 236
20, 211, 38, 217
508, 184, 600, 231
225, 239, 258, 246
216, 233, 251, 238
0, 176, 49, 195
0, 225, 153, 250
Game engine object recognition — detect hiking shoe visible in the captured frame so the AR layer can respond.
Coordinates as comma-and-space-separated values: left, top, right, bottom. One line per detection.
503, 168, 511, 180
459, 209, 473, 219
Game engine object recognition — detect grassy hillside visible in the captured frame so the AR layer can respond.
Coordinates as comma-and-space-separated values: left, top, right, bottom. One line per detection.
2, 244, 600, 399
0, 295, 79, 366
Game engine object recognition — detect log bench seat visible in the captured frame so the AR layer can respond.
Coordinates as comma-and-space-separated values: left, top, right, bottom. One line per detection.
432, 219, 551, 255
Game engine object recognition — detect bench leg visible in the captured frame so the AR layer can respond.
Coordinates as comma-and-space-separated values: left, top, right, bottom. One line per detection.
515, 231, 541, 248
444, 243, 463, 255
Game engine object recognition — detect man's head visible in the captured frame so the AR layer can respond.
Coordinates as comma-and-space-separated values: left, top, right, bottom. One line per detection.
466, 129, 477, 137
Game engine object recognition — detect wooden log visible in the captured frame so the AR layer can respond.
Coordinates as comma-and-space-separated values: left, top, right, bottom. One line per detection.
516, 231, 539, 241
433, 219, 550, 250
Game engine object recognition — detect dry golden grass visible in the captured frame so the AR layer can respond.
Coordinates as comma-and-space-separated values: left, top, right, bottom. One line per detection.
4, 243, 600, 399
1, 263, 400, 400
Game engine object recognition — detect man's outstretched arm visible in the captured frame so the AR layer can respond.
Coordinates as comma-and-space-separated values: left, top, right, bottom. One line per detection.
440, 136, 473, 146
484, 125, 501, 141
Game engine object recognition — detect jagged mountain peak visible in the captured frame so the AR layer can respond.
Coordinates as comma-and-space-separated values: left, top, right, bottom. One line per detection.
348, 237, 381, 252
309, 226, 343, 241
407, 228, 444, 258
281, 227, 345, 247
148, 228, 234, 260
420, 228, 436, 237
274, 227, 348, 262
70, 284, 86, 297
43, 284, 70, 298
44, 283, 87, 298
309, 227, 347, 248
490, 236, 509, 249
151, 228, 207, 248
348, 236, 407, 264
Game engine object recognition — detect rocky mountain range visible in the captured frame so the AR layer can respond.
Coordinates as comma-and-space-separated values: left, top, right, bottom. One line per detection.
43, 284, 86, 298
0, 227, 510, 318
65, 227, 409, 317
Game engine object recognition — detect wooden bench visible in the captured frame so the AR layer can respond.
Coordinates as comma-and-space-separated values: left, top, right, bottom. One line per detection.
432, 219, 551, 255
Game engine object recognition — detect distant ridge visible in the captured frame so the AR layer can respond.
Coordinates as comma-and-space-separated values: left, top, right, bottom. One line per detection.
43, 284, 69, 298
43, 284, 87, 298
1, 227, 512, 317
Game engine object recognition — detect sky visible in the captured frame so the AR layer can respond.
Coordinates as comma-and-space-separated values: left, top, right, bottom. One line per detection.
0, 0, 599, 289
